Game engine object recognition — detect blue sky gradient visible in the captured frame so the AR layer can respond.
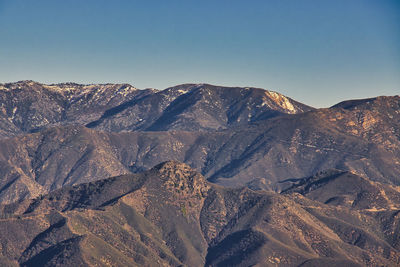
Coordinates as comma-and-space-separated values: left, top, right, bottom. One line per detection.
0, 0, 399, 107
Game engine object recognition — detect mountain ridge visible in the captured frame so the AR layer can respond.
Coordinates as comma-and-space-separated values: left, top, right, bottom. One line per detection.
0, 161, 398, 266
0, 80, 399, 266
0, 93, 399, 204
0, 81, 313, 137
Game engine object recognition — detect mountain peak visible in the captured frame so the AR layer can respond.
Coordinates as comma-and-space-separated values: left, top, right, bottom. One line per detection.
331, 95, 400, 110
0, 80, 42, 90
152, 160, 209, 197
154, 160, 192, 170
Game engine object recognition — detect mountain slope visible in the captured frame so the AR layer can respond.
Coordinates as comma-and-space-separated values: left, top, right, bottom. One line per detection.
0, 162, 398, 266
207, 96, 400, 188
0, 80, 149, 138
0, 95, 399, 204
87, 83, 313, 132
0, 81, 313, 137
281, 169, 400, 210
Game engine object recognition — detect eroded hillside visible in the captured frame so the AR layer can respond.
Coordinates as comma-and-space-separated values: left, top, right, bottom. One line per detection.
0, 162, 398, 266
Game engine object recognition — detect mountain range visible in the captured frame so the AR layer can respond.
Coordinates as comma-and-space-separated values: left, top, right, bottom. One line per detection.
0, 81, 311, 137
0, 80, 399, 266
0, 161, 399, 266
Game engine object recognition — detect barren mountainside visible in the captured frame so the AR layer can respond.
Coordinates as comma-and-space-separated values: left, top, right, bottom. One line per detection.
0, 81, 312, 137
0, 162, 399, 266
0, 95, 399, 204
0, 81, 399, 266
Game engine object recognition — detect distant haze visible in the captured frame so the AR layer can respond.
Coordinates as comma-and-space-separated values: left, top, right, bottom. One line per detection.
0, 0, 399, 107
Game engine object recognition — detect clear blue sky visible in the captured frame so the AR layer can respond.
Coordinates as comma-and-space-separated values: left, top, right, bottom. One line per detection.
0, 0, 399, 107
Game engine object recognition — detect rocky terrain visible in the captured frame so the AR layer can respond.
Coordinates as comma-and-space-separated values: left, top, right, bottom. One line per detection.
0, 162, 399, 266
0, 81, 399, 266
0, 81, 311, 137
0, 94, 399, 204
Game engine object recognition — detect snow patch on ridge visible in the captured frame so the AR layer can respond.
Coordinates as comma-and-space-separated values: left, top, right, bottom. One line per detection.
177, 89, 188, 94
265, 91, 296, 113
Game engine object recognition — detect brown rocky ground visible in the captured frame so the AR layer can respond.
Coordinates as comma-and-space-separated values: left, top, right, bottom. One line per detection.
0, 162, 398, 266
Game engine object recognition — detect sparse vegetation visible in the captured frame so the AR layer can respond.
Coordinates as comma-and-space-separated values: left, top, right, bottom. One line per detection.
0, 81, 399, 266
0, 162, 398, 266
